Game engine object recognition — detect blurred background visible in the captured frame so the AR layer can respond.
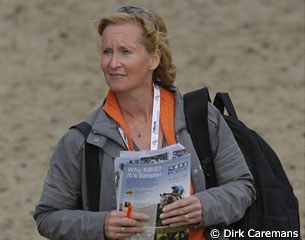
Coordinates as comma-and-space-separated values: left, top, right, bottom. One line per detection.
0, 0, 304, 239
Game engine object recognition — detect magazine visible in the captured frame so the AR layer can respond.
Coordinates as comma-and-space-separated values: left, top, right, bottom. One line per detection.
115, 144, 191, 240
114, 143, 187, 204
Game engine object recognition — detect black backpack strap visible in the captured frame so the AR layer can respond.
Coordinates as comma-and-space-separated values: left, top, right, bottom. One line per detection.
71, 121, 92, 137
213, 92, 238, 119
70, 122, 101, 211
183, 87, 217, 188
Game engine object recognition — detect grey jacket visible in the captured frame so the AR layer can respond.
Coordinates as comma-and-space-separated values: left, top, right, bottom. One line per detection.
34, 86, 255, 240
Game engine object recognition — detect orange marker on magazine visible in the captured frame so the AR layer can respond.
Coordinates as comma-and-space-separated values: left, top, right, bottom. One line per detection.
125, 204, 132, 218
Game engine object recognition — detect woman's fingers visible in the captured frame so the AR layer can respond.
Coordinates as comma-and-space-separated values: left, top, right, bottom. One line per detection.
104, 210, 149, 239
159, 196, 202, 227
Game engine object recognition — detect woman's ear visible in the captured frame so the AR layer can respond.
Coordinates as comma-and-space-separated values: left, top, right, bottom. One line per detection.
149, 49, 161, 71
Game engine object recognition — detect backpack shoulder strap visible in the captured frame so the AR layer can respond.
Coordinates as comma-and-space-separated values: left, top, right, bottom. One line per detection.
183, 87, 217, 188
213, 92, 238, 119
70, 122, 101, 211
71, 121, 92, 137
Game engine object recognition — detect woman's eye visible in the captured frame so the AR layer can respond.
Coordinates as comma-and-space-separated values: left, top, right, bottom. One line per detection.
122, 49, 131, 55
102, 49, 112, 55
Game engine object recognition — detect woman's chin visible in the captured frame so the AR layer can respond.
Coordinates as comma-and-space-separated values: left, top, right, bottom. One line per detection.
108, 84, 130, 93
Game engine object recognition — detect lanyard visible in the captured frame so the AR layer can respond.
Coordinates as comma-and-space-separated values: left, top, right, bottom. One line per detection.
118, 83, 161, 151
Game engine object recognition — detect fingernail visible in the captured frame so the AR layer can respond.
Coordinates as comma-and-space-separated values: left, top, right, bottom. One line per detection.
159, 213, 164, 219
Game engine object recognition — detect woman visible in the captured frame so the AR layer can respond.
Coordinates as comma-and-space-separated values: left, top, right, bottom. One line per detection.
34, 6, 255, 240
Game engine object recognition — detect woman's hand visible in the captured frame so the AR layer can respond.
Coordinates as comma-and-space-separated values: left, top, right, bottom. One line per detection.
104, 210, 150, 239
159, 195, 202, 227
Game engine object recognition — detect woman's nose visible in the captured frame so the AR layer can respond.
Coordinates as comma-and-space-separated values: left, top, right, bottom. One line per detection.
109, 53, 121, 69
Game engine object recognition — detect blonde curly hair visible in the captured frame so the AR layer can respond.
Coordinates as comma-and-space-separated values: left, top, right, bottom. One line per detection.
98, 6, 176, 86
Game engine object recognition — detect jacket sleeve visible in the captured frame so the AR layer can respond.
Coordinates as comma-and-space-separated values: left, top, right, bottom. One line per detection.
194, 103, 256, 227
33, 130, 107, 240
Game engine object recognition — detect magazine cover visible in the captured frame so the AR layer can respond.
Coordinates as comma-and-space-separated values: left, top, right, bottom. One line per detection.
114, 143, 187, 206
117, 154, 191, 240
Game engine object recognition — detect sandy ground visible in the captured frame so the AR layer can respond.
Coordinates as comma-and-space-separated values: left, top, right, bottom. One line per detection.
0, 0, 304, 239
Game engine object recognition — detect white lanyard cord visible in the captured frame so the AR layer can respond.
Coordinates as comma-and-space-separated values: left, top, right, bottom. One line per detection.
150, 83, 161, 150
118, 83, 161, 151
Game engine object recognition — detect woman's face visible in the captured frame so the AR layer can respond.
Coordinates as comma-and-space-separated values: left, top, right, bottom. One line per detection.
100, 23, 159, 93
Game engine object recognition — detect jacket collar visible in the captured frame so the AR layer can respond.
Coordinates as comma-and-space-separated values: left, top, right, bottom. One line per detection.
86, 107, 126, 157
84, 84, 187, 157
169, 84, 187, 133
